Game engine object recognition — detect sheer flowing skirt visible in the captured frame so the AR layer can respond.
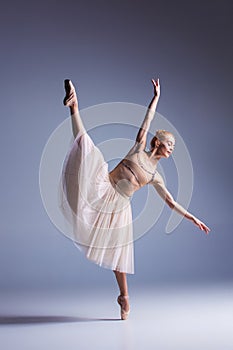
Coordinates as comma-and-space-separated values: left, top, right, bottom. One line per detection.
58, 131, 134, 274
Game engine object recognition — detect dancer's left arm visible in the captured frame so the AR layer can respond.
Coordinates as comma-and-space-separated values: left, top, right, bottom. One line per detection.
152, 173, 211, 234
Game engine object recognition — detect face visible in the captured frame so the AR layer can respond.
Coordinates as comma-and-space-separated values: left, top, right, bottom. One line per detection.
158, 135, 175, 158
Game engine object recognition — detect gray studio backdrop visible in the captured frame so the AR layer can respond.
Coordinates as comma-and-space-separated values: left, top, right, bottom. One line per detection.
0, 0, 232, 292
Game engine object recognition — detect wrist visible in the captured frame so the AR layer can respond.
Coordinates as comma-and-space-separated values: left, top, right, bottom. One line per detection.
190, 215, 196, 223
153, 94, 160, 102
185, 211, 195, 221
148, 97, 159, 111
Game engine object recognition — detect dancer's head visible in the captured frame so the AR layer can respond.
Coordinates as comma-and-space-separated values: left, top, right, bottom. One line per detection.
150, 130, 175, 158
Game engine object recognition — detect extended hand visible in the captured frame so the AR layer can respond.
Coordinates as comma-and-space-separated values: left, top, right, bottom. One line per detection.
151, 78, 160, 99
192, 216, 211, 235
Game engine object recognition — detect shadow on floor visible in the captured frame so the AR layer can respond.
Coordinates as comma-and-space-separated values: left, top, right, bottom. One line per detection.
0, 315, 120, 325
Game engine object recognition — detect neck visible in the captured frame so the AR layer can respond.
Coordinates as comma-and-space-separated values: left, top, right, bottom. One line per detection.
148, 149, 162, 162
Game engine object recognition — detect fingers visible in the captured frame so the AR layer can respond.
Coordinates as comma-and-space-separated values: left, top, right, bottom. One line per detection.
200, 222, 211, 234
194, 219, 211, 234
201, 222, 210, 234
151, 78, 160, 99
151, 78, 160, 86
204, 226, 211, 234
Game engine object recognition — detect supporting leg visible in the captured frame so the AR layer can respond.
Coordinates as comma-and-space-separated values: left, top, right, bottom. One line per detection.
113, 270, 129, 296
113, 270, 130, 319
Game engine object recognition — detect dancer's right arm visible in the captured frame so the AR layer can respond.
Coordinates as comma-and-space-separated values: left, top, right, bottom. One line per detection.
136, 79, 160, 148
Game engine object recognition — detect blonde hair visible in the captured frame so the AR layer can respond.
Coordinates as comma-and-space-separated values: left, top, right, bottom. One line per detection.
150, 129, 175, 150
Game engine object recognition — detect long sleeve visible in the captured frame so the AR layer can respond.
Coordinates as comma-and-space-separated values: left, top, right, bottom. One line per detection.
152, 173, 194, 220
136, 98, 158, 146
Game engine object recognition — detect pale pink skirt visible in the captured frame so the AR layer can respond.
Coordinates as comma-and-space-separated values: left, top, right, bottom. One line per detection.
58, 131, 134, 274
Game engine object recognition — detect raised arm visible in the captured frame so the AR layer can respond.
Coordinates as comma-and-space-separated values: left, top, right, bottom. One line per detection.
136, 79, 160, 148
152, 173, 211, 234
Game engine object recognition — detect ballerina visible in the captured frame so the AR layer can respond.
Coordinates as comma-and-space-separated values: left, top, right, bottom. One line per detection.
60, 78, 210, 320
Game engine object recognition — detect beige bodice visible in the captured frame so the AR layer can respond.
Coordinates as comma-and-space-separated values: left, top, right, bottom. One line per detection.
109, 142, 157, 197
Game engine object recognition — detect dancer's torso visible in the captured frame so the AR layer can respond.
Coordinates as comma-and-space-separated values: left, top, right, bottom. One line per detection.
109, 142, 158, 197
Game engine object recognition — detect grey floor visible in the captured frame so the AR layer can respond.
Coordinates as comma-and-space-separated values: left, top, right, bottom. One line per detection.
0, 283, 232, 350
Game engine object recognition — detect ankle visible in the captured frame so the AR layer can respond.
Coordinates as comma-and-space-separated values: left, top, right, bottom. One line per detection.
70, 104, 79, 115
119, 294, 129, 299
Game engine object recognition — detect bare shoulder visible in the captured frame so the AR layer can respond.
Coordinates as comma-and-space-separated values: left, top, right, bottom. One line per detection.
151, 171, 165, 186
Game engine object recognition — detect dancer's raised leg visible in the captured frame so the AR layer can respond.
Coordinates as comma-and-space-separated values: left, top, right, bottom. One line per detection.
63, 79, 85, 138
114, 270, 130, 320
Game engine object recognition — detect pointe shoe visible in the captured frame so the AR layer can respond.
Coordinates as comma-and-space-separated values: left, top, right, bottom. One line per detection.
117, 295, 130, 320
63, 79, 77, 107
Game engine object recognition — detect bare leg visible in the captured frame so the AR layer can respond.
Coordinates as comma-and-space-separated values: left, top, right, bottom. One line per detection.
114, 270, 129, 296
114, 270, 130, 319
63, 79, 85, 138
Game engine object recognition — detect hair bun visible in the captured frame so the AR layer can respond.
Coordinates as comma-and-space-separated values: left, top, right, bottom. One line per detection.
155, 129, 167, 141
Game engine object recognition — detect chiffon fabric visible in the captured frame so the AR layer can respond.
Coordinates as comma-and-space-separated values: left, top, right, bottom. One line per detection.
58, 131, 134, 274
